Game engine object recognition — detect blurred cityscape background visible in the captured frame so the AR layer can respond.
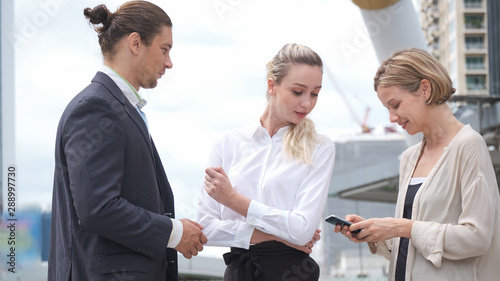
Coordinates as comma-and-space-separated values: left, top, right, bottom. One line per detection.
0, 0, 499, 280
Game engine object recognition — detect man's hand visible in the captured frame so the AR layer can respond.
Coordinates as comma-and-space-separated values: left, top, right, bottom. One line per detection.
174, 219, 208, 259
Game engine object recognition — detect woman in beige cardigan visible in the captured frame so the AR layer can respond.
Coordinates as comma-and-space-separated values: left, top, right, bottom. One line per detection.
335, 48, 500, 281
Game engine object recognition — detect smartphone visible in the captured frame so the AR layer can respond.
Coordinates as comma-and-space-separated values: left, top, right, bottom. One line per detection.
325, 215, 362, 234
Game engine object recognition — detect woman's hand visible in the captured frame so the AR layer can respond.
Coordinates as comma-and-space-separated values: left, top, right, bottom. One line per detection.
277, 229, 321, 254
305, 229, 321, 249
251, 229, 321, 254
351, 217, 413, 243
333, 215, 413, 244
204, 167, 250, 217
333, 214, 365, 241
204, 167, 235, 207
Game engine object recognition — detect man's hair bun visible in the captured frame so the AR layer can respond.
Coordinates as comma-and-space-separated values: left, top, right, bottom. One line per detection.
84, 4, 112, 33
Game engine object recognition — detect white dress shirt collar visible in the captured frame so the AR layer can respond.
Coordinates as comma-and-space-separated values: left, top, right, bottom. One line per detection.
100, 65, 147, 109
253, 119, 290, 140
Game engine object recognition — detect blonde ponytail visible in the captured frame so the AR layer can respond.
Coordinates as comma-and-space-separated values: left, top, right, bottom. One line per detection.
283, 118, 318, 165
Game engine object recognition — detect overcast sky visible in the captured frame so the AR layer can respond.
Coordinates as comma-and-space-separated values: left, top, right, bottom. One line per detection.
11, 0, 406, 220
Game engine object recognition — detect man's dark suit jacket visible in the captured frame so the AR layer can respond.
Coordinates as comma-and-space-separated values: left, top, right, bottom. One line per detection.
48, 72, 178, 280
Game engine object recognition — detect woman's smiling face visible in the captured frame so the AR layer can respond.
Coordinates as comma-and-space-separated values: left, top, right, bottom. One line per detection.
377, 84, 427, 135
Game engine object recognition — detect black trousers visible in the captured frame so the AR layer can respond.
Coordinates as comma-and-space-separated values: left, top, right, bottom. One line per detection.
223, 241, 320, 281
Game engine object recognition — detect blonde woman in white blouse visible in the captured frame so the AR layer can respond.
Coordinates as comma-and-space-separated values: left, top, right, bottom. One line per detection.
198, 43, 336, 281
336, 48, 500, 281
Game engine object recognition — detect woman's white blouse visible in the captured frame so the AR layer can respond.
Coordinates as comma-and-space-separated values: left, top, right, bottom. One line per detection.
197, 123, 336, 249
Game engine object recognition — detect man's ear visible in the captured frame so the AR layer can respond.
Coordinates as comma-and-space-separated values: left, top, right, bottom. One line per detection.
128, 32, 142, 55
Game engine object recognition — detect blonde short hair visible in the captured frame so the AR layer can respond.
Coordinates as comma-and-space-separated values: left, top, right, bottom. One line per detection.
374, 48, 456, 105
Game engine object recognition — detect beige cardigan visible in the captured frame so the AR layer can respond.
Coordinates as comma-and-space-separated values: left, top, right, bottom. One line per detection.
371, 125, 500, 281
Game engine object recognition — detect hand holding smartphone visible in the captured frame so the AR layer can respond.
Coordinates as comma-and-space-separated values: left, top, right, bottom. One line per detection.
325, 215, 362, 235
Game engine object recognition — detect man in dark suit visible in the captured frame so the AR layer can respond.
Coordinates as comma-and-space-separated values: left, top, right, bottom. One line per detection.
48, 1, 207, 280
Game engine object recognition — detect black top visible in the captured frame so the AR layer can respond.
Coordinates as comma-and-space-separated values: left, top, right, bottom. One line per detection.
395, 181, 423, 281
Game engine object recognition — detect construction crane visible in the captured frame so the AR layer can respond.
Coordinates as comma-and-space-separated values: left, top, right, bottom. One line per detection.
325, 66, 372, 134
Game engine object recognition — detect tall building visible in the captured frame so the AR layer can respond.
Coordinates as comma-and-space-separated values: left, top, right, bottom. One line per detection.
420, 0, 500, 184
487, 0, 500, 96
421, 0, 489, 96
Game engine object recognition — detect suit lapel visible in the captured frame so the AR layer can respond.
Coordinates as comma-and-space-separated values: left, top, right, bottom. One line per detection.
91, 72, 168, 213
92, 72, 155, 159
